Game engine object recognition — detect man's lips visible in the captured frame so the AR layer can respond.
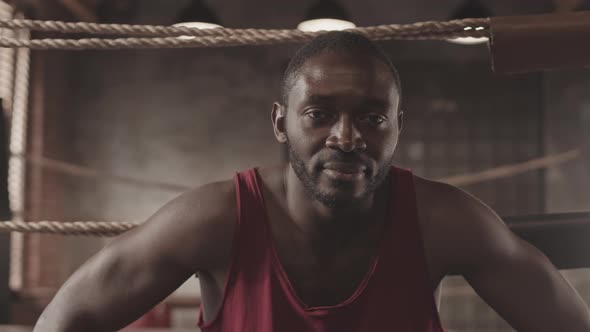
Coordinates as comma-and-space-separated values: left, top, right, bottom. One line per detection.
323, 162, 367, 173
322, 162, 367, 181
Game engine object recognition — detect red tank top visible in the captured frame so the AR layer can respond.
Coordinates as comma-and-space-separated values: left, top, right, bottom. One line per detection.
197, 167, 445, 332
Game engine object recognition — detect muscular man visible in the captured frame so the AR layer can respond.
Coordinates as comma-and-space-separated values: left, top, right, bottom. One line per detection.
35, 31, 590, 332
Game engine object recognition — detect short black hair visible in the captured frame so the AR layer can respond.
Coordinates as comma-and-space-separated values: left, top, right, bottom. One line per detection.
280, 31, 401, 107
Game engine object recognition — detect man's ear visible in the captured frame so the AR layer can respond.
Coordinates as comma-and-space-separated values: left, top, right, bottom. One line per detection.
397, 110, 404, 133
272, 102, 288, 143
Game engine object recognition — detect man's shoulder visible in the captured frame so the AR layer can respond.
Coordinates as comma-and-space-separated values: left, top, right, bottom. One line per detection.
412, 175, 516, 275
412, 175, 485, 219
148, 178, 237, 271
149, 177, 237, 250
412, 175, 465, 224
184, 178, 236, 206
176, 178, 237, 226
412, 175, 451, 201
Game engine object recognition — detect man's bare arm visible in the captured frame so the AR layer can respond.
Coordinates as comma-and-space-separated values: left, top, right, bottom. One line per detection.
433, 183, 590, 332
33, 180, 236, 332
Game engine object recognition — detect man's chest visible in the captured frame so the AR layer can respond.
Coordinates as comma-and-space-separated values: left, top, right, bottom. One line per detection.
273, 234, 379, 308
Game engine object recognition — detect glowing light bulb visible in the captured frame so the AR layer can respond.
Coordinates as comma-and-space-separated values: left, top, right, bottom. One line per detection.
447, 26, 488, 45
297, 18, 356, 32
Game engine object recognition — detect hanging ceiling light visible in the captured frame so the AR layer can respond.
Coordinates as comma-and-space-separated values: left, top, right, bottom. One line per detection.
447, 0, 490, 45
173, 0, 222, 35
297, 0, 356, 32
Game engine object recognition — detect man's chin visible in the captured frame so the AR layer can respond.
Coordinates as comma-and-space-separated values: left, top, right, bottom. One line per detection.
311, 189, 369, 209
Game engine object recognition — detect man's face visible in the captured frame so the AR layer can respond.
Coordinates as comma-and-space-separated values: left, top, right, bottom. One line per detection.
276, 51, 401, 208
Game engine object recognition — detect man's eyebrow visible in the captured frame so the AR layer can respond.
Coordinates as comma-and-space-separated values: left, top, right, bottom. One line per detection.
361, 98, 389, 110
304, 95, 337, 105
303, 95, 389, 109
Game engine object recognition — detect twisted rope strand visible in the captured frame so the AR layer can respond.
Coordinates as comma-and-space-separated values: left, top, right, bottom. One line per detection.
0, 29, 489, 50
0, 18, 490, 50
0, 18, 489, 38
439, 149, 580, 186
19, 153, 190, 192
0, 149, 579, 237
0, 220, 138, 237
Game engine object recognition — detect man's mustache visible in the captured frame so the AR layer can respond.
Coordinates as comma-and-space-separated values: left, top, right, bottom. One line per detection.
317, 151, 372, 169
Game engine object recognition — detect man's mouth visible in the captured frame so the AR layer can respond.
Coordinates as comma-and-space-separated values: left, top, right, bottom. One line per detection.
323, 162, 366, 173
322, 162, 367, 181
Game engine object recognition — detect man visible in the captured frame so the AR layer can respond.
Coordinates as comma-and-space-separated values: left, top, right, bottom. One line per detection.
35, 31, 590, 332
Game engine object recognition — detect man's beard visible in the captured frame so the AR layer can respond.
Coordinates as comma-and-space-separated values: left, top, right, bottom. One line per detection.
286, 141, 392, 209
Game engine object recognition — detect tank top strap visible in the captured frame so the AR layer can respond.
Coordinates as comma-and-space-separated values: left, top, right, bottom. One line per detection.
231, 168, 274, 269
388, 166, 423, 251
378, 166, 444, 331
234, 168, 268, 229
374, 166, 437, 292
198, 169, 275, 330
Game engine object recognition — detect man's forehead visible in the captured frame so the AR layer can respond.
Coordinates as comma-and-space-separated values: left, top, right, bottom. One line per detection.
299, 52, 394, 83
288, 52, 398, 102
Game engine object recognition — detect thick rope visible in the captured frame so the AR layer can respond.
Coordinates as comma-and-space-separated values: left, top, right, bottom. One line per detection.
11, 148, 579, 194
19, 153, 190, 192
0, 220, 137, 237
439, 149, 580, 186
0, 18, 490, 50
0, 148, 580, 237
0, 18, 489, 37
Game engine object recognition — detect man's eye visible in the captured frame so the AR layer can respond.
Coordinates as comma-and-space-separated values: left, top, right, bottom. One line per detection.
306, 110, 332, 120
360, 114, 386, 125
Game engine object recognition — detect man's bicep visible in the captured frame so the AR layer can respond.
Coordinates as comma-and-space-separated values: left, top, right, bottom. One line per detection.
116, 179, 237, 273
465, 236, 590, 332
432, 184, 590, 331
35, 218, 198, 331
444, 188, 590, 332
36, 180, 236, 331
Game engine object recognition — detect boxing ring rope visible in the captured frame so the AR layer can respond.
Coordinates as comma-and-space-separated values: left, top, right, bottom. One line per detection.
13, 153, 190, 193
0, 18, 490, 50
2, 212, 590, 270
0, 13, 586, 70
6, 148, 580, 194
0, 147, 582, 236
0, 220, 136, 237
0, 18, 490, 38
438, 149, 580, 186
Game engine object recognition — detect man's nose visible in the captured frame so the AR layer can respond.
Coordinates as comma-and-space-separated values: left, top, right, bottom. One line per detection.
325, 114, 367, 153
